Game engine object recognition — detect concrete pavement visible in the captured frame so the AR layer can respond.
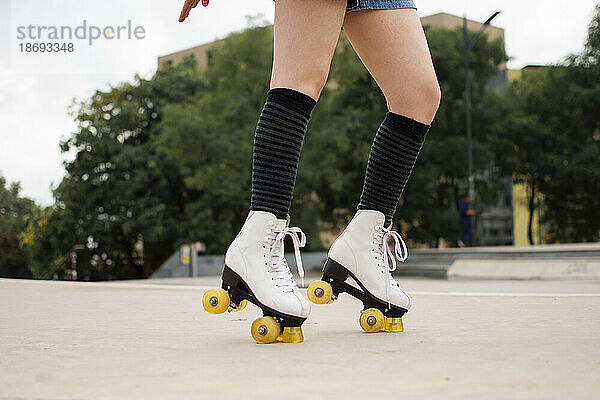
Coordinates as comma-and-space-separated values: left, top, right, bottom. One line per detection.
1, 277, 599, 399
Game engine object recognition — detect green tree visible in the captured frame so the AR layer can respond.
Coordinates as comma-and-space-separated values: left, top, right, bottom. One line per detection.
544, 4, 600, 242
51, 62, 198, 279
0, 175, 36, 278
157, 26, 275, 251
20, 205, 74, 279
502, 5, 600, 243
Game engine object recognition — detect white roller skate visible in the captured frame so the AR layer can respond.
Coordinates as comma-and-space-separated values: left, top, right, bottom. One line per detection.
307, 210, 411, 333
202, 211, 310, 343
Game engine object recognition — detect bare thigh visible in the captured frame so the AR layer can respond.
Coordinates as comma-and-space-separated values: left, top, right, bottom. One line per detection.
343, 9, 441, 124
271, 0, 347, 101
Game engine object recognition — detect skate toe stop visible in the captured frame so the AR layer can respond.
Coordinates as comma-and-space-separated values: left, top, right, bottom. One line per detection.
383, 317, 404, 332
278, 326, 304, 343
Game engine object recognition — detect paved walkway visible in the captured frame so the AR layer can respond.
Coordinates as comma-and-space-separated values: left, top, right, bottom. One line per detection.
1, 277, 599, 399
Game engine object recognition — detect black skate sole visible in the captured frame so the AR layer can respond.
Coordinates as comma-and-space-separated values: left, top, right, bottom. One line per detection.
221, 265, 307, 328
322, 258, 408, 318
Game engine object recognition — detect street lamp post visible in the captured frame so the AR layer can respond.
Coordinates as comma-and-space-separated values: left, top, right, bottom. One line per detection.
463, 11, 501, 199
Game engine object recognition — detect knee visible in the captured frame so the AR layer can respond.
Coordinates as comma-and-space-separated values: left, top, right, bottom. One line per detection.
303, 67, 330, 101
424, 77, 442, 115
413, 75, 441, 119
386, 73, 441, 124
271, 59, 330, 101
291, 62, 330, 100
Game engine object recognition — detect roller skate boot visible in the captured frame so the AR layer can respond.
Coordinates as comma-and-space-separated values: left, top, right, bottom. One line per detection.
307, 210, 411, 333
202, 211, 310, 344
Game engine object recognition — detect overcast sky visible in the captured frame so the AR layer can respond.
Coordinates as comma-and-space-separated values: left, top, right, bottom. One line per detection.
0, 0, 597, 205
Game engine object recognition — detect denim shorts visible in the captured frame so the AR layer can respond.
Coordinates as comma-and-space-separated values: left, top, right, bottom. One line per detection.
346, 0, 416, 12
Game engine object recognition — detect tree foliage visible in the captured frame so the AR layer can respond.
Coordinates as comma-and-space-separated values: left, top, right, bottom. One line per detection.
502, 5, 600, 242
37, 66, 194, 279
2, 24, 511, 278
0, 175, 36, 278
158, 27, 272, 252
4, 9, 599, 279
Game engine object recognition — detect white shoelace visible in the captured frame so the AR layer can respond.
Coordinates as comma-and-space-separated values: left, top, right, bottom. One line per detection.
374, 226, 408, 307
266, 226, 307, 291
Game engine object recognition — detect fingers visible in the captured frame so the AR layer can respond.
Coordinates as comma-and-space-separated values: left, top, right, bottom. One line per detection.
179, 0, 205, 22
179, 0, 201, 22
179, 0, 192, 22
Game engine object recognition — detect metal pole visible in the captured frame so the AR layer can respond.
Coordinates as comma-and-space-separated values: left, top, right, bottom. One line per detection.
463, 16, 474, 199
188, 244, 194, 277
463, 12, 501, 199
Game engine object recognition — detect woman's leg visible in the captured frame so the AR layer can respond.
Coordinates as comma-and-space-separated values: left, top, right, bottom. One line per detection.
270, 0, 347, 100
305, 9, 441, 322
342, 9, 441, 226
215, 1, 348, 343
343, 9, 441, 124
250, 0, 347, 218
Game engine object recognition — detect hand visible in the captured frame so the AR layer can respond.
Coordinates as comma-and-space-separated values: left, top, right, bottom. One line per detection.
179, 0, 209, 22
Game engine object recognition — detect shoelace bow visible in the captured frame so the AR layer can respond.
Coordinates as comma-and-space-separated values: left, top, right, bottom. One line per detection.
374, 226, 408, 307
267, 226, 306, 290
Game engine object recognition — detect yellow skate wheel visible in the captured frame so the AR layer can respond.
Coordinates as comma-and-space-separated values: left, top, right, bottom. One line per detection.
359, 308, 385, 333
230, 299, 248, 313
202, 288, 230, 314
251, 317, 281, 344
307, 281, 333, 304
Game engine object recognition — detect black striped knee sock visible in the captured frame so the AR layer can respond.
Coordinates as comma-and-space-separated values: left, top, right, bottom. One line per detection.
357, 112, 430, 227
250, 88, 316, 219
